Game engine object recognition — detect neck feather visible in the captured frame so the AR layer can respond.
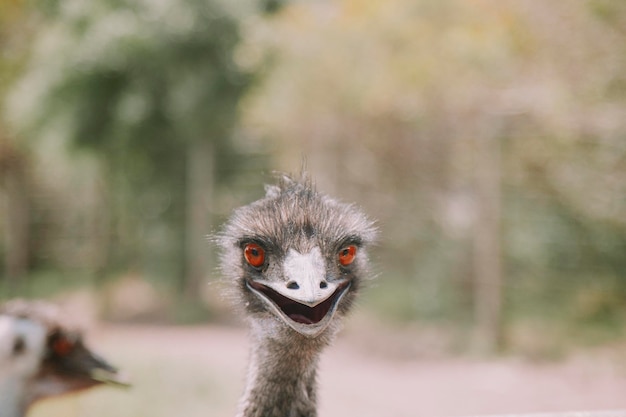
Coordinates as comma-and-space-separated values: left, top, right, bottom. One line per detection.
236, 318, 335, 417
0, 377, 29, 417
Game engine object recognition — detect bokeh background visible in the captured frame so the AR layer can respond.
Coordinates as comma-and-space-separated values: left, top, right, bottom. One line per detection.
1, 0, 626, 416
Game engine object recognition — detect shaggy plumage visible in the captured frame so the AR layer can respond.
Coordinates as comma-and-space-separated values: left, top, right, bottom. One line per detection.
0, 299, 128, 417
218, 174, 376, 417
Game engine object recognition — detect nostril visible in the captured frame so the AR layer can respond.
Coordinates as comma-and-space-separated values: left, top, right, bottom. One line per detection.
286, 281, 300, 290
320, 281, 328, 289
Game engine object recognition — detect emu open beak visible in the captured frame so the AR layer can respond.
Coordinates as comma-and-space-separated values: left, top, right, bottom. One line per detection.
247, 247, 351, 338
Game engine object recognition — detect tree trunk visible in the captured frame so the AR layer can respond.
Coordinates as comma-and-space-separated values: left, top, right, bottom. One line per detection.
3, 165, 29, 295
183, 139, 214, 300
472, 128, 503, 354
92, 163, 113, 283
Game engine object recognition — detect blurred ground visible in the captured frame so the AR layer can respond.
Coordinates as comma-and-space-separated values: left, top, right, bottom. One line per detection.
30, 322, 626, 417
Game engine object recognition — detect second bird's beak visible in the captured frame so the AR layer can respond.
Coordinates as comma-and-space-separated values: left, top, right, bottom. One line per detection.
88, 359, 131, 387
55, 340, 132, 388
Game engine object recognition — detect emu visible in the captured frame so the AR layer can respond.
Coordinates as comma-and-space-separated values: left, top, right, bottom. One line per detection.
218, 175, 376, 417
0, 299, 129, 417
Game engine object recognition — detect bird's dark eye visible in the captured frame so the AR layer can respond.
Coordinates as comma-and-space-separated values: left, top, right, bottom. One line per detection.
51, 335, 74, 357
338, 245, 357, 266
244, 243, 266, 268
12, 336, 26, 356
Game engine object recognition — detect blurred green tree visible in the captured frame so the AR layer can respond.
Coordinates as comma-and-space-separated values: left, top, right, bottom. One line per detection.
0, 0, 34, 295
6, 0, 263, 300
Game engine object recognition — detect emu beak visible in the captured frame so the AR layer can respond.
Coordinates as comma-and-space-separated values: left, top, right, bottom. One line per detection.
90, 366, 131, 387
247, 247, 351, 338
60, 342, 131, 388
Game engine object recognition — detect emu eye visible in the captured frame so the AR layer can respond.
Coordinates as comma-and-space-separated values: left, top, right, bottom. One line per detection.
244, 243, 266, 268
52, 335, 74, 357
338, 245, 357, 266
12, 336, 26, 356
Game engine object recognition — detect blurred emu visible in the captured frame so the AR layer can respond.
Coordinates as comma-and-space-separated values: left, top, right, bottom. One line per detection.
0, 299, 129, 417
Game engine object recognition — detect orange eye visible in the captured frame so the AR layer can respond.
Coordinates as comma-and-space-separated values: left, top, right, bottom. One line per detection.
244, 243, 266, 268
338, 245, 357, 266
52, 336, 74, 356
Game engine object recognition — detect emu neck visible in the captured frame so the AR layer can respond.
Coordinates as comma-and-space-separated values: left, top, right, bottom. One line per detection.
0, 378, 29, 417
237, 319, 332, 417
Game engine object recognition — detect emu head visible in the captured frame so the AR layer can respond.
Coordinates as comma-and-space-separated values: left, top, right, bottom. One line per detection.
219, 175, 377, 338
0, 300, 129, 411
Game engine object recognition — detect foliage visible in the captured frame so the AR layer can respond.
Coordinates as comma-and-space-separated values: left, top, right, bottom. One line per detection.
10, 0, 251, 163
4, 0, 269, 299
